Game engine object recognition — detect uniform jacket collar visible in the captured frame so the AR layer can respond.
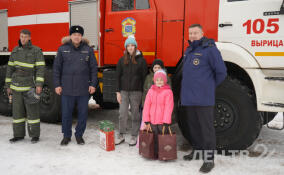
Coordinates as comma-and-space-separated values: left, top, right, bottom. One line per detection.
61, 36, 90, 49
186, 37, 216, 53
18, 40, 32, 49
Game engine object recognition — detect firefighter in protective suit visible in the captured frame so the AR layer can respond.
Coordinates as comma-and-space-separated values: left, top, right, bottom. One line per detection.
5, 29, 45, 144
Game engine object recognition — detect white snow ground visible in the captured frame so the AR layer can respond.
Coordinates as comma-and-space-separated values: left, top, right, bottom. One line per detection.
0, 110, 283, 175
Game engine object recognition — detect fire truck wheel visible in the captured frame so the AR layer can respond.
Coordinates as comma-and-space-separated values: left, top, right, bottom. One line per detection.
39, 68, 61, 123
260, 112, 277, 125
91, 83, 119, 109
0, 65, 12, 116
215, 77, 262, 150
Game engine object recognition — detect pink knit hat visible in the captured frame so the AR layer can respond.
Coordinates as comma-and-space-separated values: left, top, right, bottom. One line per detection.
154, 70, 167, 84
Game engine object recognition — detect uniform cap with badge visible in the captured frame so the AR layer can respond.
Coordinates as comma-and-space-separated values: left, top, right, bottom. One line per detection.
70, 25, 84, 36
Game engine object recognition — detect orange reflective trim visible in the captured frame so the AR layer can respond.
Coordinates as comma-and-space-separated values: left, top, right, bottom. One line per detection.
255, 52, 284, 56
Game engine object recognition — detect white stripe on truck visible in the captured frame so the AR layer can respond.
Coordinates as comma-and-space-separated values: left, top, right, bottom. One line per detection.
8, 12, 69, 27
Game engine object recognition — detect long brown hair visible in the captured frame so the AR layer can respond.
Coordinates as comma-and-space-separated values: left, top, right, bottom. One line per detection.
123, 47, 137, 65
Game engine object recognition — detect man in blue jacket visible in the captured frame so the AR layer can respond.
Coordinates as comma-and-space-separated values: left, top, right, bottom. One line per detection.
181, 24, 227, 173
53, 25, 98, 146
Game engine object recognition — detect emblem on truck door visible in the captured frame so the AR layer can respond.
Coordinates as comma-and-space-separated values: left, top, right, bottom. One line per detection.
122, 17, 136, 37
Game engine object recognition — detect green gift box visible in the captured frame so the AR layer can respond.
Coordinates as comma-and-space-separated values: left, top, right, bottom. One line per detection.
99, 120, 114, 132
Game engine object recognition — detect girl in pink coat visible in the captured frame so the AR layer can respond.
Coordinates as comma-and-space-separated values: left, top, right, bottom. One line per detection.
142, 69, 174, 158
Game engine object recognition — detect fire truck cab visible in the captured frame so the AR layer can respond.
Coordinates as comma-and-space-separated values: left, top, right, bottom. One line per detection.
0, 0, 284, 151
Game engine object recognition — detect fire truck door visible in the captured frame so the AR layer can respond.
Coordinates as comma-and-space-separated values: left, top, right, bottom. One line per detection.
218, 0, 284, 68
69, 0, 99, 49
0, 9, 8, 51
104, 0, 157, 65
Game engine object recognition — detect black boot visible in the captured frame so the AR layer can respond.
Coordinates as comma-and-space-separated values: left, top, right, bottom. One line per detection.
9, 137, 24, 143
60, 137, 71, 146
31, 137, 39, 144
183, 150, 201, 161
76, 137, 85, 145
199, 162, 215, 173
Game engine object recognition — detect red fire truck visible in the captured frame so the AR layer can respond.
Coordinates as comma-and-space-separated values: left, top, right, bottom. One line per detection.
0, 0, 283, 150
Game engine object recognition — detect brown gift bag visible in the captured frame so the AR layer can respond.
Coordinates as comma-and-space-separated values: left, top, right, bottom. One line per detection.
158, 126, 177, 161
139, 126, 155, 159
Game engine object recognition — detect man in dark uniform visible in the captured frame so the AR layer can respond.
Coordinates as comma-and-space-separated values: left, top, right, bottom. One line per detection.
53, 25, 98, 146
5, 29, 45, 144
181, 24, 227, 173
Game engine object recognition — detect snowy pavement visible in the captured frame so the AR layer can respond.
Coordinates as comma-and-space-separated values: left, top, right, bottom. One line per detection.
0, 110, 283, 175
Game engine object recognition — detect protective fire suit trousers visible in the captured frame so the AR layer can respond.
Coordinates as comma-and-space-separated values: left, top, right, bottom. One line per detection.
184, 106, 216, 162
12, 90, 40, 138
61, 95, 89, 138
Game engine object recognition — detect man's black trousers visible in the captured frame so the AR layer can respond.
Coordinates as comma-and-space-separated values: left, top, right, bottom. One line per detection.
183, 106, 216, 162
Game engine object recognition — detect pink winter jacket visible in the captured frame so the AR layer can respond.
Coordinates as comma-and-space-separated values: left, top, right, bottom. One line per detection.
142, 84, 174, 125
